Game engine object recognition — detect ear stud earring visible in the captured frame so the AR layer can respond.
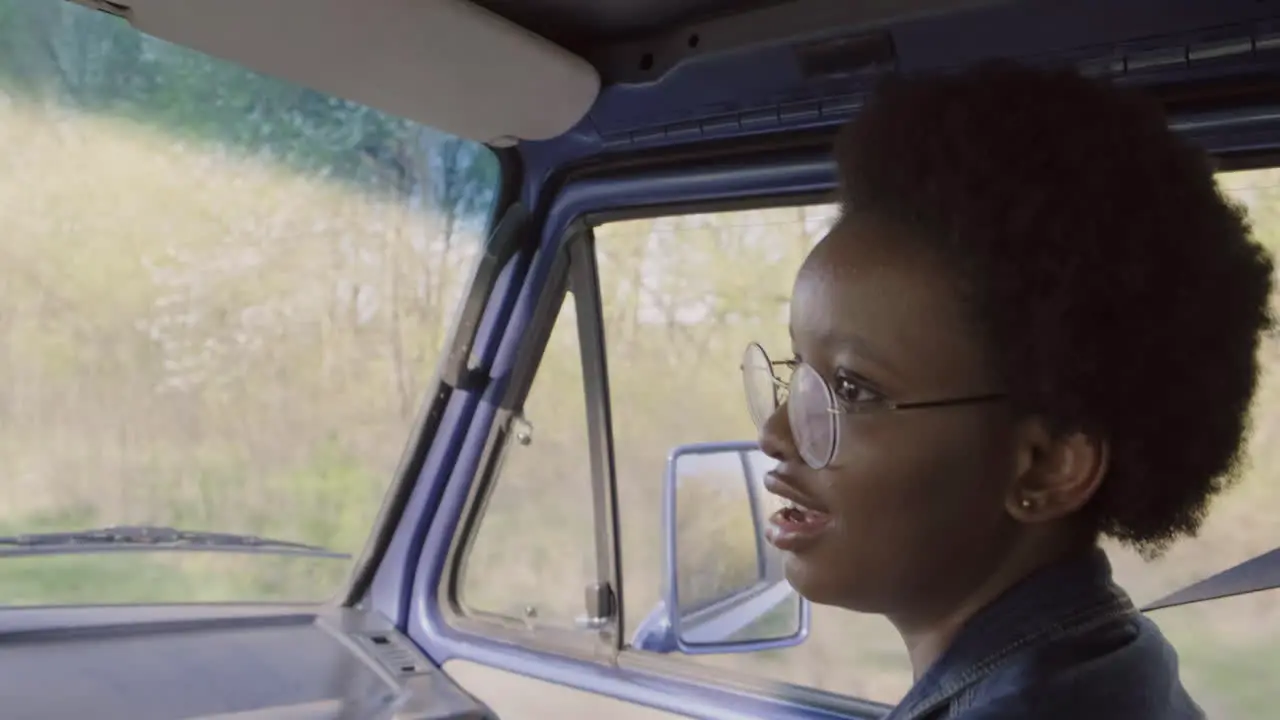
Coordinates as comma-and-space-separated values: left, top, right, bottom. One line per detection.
1019, 497, 1034, 510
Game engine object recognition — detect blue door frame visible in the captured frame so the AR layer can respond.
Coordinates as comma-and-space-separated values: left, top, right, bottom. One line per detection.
391, 145, 884, 720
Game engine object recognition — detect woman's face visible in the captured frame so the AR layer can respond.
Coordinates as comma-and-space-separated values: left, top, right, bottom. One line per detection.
760, 215, 1025, 618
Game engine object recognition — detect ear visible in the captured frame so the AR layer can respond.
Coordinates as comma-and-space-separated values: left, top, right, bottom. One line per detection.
1006, 417, 1109, 523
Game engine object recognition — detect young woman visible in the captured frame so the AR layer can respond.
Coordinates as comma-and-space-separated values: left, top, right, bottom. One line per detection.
744, 63, 1275, 719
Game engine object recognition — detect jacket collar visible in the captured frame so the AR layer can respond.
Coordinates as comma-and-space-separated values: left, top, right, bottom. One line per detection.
889, 547, 1135, 719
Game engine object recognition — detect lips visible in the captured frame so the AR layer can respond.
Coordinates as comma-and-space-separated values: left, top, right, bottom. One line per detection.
763, 470, 833, 552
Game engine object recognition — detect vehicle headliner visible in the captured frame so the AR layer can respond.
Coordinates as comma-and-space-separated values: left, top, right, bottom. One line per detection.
475, 0, 1010, 66
474, 0, 789, 48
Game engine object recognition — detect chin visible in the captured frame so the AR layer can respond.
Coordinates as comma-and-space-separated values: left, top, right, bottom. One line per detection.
783, 552, 846, 607
783, 552, 886, 612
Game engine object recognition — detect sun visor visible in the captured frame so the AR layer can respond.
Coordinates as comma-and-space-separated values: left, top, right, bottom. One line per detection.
115, 0, 600, 144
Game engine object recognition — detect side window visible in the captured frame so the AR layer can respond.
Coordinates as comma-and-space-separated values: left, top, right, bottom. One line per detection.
595, 180, 1280, 713
1104, 168, 1280, 720
456, 296, 598, 630
596, 206, 915, 705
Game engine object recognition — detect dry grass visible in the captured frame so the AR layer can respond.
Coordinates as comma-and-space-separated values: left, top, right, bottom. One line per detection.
0, 98, 479, 598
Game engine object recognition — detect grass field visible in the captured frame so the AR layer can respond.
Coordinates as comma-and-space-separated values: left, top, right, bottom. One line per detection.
0, 97, 480, 602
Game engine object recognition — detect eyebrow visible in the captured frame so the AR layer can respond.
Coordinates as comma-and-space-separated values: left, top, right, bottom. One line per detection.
790, 325, 902, 379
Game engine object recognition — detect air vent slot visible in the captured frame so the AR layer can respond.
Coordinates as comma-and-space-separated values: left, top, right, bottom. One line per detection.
797, 32, 897, 79
1075, 28, 1280, 80
357, 632, 430, 677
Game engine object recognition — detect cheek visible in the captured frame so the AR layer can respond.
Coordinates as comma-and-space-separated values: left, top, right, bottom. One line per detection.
823, 417, 1012, 540
795, 420, 1017, 612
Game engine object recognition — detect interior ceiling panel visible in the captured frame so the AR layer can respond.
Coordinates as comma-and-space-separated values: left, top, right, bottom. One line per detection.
474, 0, 1015, 82
473, 0, 789, 50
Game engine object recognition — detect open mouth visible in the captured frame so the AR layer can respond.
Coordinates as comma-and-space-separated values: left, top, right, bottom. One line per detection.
764, 476, 833, 551
771, 498, 832, 529
776, 498, 829, 527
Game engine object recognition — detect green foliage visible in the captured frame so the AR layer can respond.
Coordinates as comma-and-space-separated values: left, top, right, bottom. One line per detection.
0, 0, 499, 200
268, 439, 388, 555
0, 0, 497, 607
0, 555, 197, 606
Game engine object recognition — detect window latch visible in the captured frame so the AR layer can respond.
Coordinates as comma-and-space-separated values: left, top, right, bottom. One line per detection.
575, 582, 615, 630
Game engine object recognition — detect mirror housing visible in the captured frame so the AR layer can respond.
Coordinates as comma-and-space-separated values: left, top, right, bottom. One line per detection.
632, 441, 810, 654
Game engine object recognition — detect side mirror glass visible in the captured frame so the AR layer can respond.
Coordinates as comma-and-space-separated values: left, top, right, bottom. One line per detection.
632, 441, 809, 654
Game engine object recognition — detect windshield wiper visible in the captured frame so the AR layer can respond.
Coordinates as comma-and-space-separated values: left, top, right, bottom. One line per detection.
0, 526, 350, 559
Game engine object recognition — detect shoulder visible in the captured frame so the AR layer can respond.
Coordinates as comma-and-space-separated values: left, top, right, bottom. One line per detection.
944, 615, 1204, 720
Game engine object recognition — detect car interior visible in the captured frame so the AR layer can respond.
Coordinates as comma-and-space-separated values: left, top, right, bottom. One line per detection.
2, 0, 1280, 718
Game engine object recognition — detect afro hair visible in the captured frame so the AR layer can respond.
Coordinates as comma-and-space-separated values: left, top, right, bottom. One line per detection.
834, 62, 1276, 556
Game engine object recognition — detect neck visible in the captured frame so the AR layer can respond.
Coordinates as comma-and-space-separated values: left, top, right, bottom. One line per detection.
889, 539, 1091, 680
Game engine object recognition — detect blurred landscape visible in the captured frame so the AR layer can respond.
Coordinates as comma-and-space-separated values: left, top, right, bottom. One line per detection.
0, 0, 498, 601
2, 2, 1279, 718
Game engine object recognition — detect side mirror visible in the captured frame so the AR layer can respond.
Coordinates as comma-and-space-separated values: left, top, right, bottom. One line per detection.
631, 441, 810, 655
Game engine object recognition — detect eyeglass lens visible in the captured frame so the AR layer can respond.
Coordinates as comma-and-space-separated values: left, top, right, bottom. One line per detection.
741, 343, 837, 469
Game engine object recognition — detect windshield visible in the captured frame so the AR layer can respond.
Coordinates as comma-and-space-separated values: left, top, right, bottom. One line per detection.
0, 1, 499, 605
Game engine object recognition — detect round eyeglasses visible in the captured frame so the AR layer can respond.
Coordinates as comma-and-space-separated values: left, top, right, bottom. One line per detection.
741, 342, 1007, 469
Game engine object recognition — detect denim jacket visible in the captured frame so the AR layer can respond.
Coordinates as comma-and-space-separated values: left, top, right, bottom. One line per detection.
885, 549, 1205, 720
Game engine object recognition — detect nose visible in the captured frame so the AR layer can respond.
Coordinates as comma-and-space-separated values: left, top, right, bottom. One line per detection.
758, 398, 799, 462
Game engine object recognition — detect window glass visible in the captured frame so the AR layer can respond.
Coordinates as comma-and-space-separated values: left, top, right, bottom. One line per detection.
458, 297, 597, 629
0, 1, 499, 604
597, 177, 1280, 713
1111, 168, 1280, 720
597, 206, 914, 703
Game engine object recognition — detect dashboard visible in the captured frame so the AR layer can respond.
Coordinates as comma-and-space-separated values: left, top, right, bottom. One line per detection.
0, 603, 495, 720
